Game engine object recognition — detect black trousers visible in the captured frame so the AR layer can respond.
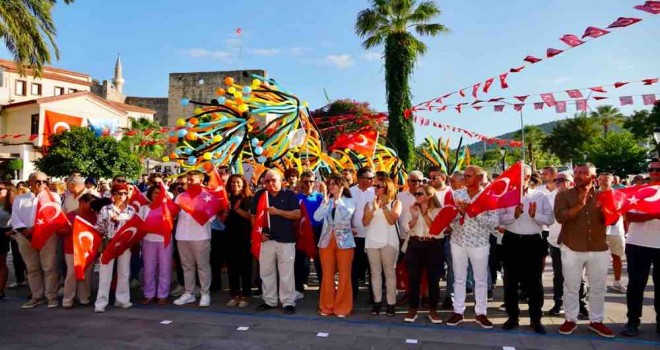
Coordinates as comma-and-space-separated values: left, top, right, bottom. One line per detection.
210, 229, 230, 291
406, 238, 444, 309
488, 234, 503, 287
352, 237, 372, 300
312, 225, 323, 285
549, 245, 587, 304
502, 231, 544, 323
294, 250, 310, 293
10, 239, 26, 283
626, 243, 660, 326
227, 235, 252, 297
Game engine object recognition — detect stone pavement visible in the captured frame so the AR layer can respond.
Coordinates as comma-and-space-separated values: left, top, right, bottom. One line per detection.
2, 256, 660, 350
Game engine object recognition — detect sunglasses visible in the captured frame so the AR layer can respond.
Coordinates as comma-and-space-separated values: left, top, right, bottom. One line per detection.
35, 180, 48, 185
414, 192, 426, 197
408, 179, 423, 183
648, 167, 660, 173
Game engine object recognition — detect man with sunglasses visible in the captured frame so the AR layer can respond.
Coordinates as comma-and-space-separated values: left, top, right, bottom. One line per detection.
621, 159, 660, 337
9, 172, 61, 309
297, 171, 325, 291
397, 170, 425, 303
102, 175, 128, 198
349, 167, 375, 300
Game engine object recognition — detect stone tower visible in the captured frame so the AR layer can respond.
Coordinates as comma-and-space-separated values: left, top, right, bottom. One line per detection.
112, 55, 125, 94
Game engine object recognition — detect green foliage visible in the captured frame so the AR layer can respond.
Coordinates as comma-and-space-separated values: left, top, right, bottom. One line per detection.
35, 127, 141, 178
590, 105, 625, 136
623, 102, 660, 152
584, 131, 648, 177
511, 125, 559, 171
7, 159, 23, 172
543, 113, 601, 163
356, 0, 449, 170
310, 99, 384, 147
120, 117, 165, 167
0, 0, 74, 75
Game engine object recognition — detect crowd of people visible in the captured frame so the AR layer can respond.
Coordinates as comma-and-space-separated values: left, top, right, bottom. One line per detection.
0, 158, 659, 339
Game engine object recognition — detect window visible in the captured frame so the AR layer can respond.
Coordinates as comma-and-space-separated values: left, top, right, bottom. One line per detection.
31, 83, 42, 96
54, 86, 65, 96
30, 114, 39, 136
15, 80, 27, 96
69, 88, 78, 94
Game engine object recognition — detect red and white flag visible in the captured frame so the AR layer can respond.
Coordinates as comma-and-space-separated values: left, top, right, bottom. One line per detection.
483, 78, 494, 93
141, 183, 178, 247
250, 191, 270, 258
540, 93, 557, 107
598, 184, 660, 225
494, 105, 505, 112
635, 1, 660, 14
560, 34, 584, 47
643, 94, 657, 105
514, 95, 529, 102
614, 81, 629, 89
514, 104, 524, 111
510, 66, 525, 73
465, 162, 523, 218
43, 111, 83, 147
177, 184, 225, 227
207, 168, 230, 210
472, 83, 481, 98
620, 96, 634, 106
607, 17, 642, 28
430, 193, 458, 236
328, 128, 379, 157
128, 185, 149, 211
642, 78, 659, 85
32, 190, 70, 250
555, 101, 567, 113
534, 102, 545, 110
499, 73, 509, 89
547, 48, 564, 58
576, 99, 588, 111
589, 86, 607, 93
524, 55, 542, 64
72, 217, 101, 280
582, 26, 610, 39
295, 201, 317, 258
566, 89, 583, 99
101, 215, 145, 264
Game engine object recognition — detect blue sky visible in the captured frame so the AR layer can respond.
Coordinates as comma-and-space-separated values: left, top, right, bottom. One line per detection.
3, 0, 658, 145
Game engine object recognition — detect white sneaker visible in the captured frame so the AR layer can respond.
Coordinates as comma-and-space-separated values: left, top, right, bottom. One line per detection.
114, 301, 133, 309
94, 306, 105, 313
173, 293, 196, 306
199, 293, 210, 307
295, 291, 305, 301
612, 281, 627, 293
227, 298, 240, 307
170, 284, 185, 297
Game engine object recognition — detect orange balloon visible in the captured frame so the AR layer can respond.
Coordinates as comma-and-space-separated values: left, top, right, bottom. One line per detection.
224, 77, 234, 86
169, 152, 178, 159
235, 97, 244, 105
203, 162, 214, 172
189, 117, 199, 125
215, 88, 226, 96
168, 136, 179, 144
186, 132, 197, 141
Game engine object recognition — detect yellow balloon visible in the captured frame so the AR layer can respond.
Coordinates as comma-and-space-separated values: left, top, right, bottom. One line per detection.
176, 118, 186, 127
252, 79, 261, 86
193, 108, 203, 115
162, 156, 170, 162
203, 152, 212, 160
227, 86, 236, 94
213, 135, 223, 143
234, 91, 243, 99
238, 104, 249, 113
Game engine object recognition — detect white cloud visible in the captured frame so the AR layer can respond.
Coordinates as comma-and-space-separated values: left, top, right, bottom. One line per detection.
181, 48, 232, 60
249, 48, 281, 56
361, 52, 382, 61
290, 47, 312, 55
321, 54, 355, 69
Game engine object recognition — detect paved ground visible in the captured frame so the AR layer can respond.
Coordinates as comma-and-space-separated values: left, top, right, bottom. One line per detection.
2, 255, 660, 350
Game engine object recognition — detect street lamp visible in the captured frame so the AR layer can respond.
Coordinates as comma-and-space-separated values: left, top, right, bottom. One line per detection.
500, 147, 506, 172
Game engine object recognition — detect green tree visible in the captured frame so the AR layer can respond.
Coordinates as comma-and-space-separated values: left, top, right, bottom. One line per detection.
356, 0, 448, 169
310, 99, 384, 147
35, 127, 141, 178
120, 117, 165, 166
584, 131, 647, 177
543, 113, 600, 163
623, 102, 660, 154
589, 105, 625, 136
0, 0, 74, 74
511, 125, 560, 171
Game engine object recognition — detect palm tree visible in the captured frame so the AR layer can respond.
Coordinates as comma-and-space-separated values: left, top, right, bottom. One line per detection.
543, 112, 600, 163
356, 0, 448, 169
513, 125, 546, 171
121, 118, 165, 168
590, 105, 625, 136
0, 0, 73, 74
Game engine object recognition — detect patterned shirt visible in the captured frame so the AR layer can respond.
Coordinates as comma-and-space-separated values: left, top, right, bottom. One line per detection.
95, 204, 137, 239
449, 188, 499, 248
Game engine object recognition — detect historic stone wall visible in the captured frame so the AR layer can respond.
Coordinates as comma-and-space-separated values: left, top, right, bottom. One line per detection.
167, 69, 266, 126
124, 96, 169, 126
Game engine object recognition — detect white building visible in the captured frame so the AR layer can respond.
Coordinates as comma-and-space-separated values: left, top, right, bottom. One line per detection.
0, 57, 155, 180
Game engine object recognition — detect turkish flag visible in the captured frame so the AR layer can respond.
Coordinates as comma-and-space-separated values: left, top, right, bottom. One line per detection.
141, 184, 178, 247
459, 89, 465, 97
430, 192, 457, 236
455, 105, 462, 113
620, 96, 634, 106
560, 34, 585, 47
100, 215, 145, 264
483, 78, 494, 93
607, 17, 642, 29
32, 190, 70, 250
514, 95, 529, 102
328, 128, 378, 157
72, 217, 101, 280
614, 81, 629, 89
514, 104, 524, 111
582, 26, 610, 39
488, 97, 504, 102
43, 111, 83, 147
494, 105, 505, 112
547, 48, 564, 58
635, 1, 660, 14
510, 66, 525, 73
594, 96, 609, 101
540, 93, 557, 107
466, 162, 523, 218
524, 55, 542, 64
566, 90, 583, 98
577, 99, 588, 111
473, 106, 483, 111
555, 101, 567, 113
472, 83, 480, 98
643, 78, 659, 85
295, 201, 317, 258
251, 191, 270, 259
589, 86, 607, 93
643, 94, 657, 106
534, 102, 544, 110
599, 184, 660, 220
177, 185, 224, 226
207, 168, 230, 211
499, 73, 509, 89
128, 185, 149, 211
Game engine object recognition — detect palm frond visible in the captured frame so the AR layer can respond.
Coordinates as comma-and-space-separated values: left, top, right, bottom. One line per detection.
414, 23, 449, 37
406, 1, 441, 23
355, 9, 387, 38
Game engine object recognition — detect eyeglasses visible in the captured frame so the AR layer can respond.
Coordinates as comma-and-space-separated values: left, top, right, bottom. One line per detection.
648, 167, 660, 173
373, 185, 385, 189
414, 192, 426, 197
408, 179, 423, 183
35, 180, 48, 185
263, 179, 277, 183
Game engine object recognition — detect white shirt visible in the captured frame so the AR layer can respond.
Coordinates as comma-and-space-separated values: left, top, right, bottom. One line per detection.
397, 191, 416, 239
174, 197, 212, 241
411, 208, 443, 239
546, 189, 562, 247
500, 188, 554, 235
449, 188, 499, 248
10, 191, 62, 230
625, 211, 660, 249
606, 217, 625, 236
434, 187, 451, 206
349, 185, 375, 238
62, 188, 92, 213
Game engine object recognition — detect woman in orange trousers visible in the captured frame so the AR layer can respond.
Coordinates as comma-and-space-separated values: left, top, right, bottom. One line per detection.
313, 174, 356, 317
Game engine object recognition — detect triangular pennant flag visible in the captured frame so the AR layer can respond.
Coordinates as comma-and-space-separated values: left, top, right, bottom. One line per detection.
635, 2, 660, 14
482, 78, 494, 93
607, 17, 642, 28
582, 26, 610, 39
524, 55, 542, 64
499, 73, 509, 89
547, 48, 564, 58
510, 66, 525, 73
514, 95, 529, 102
472, 83, 481, 98
642, 78, 659, 85
560, 34, 585, 47
494, 105, 505, 112
459, 89, 465, 97
514, 104, 524, 111
614, 81, 629, 89
589, 86, 607, 93
594, 96, 609, 101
